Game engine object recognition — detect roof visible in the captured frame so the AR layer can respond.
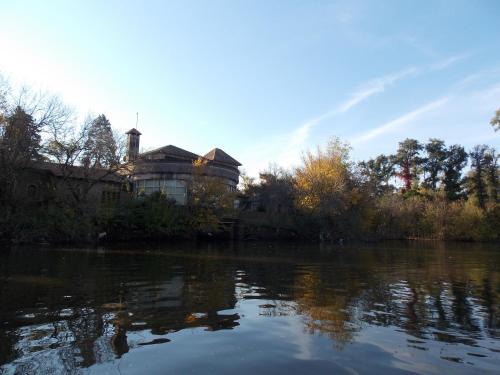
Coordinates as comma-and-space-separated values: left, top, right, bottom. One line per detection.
203, 148, 242, 166
31, 162, 123, 182
140, 145, 200, 160
126, 128, 142, 135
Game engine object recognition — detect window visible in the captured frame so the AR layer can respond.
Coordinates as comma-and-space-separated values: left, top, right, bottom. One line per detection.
144, 179, 160, 195
136, 179, 187, 205
160, 180, 186, 205
136, 180, 158, 195
101, 190, 120, 204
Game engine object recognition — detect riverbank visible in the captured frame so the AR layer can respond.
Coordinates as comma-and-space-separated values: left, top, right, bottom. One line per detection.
1, 188, 499, 246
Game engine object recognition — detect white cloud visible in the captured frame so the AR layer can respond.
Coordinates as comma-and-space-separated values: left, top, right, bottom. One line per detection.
279, 54, 467, 157
351, 97, 450, 145
430, 53, 469, 71
273, 67, 418, 168
347, 77, 500, 162
257, 54, 468, 175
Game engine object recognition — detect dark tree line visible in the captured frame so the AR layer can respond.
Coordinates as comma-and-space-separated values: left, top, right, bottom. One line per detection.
358, 138, 497, 206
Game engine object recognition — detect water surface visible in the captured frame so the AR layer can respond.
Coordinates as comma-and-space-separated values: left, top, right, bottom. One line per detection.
0, 242, 499, 374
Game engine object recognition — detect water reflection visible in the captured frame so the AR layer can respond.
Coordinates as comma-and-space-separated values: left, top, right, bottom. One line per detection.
0, 242, 499, 374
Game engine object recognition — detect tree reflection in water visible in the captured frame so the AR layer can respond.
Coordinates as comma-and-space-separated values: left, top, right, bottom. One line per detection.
0, 242, 498, 374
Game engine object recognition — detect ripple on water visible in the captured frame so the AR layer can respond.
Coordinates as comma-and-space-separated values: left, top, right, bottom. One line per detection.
0, 243, 499, 374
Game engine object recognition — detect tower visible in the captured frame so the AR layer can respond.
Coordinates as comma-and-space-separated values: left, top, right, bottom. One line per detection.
125, 128, 141, 162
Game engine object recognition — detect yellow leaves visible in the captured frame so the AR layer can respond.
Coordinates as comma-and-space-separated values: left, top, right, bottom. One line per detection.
189, 157, 237, 232
295, 141, 352, 212
193, 157, 207, 168
185, 313, 198, 324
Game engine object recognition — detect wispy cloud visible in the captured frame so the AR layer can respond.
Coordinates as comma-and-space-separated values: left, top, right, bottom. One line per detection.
351, 97, 450, 145
455, 66, 500, 88
286, 67, 418, 151
285, 54, 468, 150
339, 67, 418, 112
430, 53, 470, 71
246, 54, 469, 176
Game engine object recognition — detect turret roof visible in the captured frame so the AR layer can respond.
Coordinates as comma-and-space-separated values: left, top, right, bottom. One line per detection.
203, 148, 242, 166
126, 128, 142, 135
140, 145, 200, 160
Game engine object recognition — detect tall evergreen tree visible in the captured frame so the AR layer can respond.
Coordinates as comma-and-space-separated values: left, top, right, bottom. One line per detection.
483, 147, 498, 204
0, 106, 43, 217
359, 154, 394, 196
442, 145, 467, 201
81, 114, 118, 168
469, 145, 488, 209
392, 138, 423, 191
423, 138, 446, 190
1, 106, 42, 163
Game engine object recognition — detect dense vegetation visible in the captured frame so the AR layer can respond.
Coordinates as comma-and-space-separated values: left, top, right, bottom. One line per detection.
242, 137, 499, 242
0, 75, 498, 243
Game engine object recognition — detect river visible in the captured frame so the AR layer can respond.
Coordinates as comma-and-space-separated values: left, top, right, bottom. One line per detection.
0, 241, 499, 374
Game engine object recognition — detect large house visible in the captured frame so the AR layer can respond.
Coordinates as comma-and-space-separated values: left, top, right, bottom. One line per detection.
9, 129, 240, 208
124, 128, 241, 204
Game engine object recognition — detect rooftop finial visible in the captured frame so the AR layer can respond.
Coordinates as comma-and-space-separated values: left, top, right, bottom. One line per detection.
136, 112, 139, 129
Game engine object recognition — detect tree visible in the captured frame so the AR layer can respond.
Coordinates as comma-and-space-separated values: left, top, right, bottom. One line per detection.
483, 147, 498, 204
442, 145, 467, 201
188, 158, 236, 233
0, 78, 75, 242
490, 108, 500, 132
469, 145, 488, 209
254, 164, 295, 214
1, 106, 42, 163
358, 154, 394, 196
295, 138, 359, 239
0, 75, 9, 119
423, 138, 446, 190
44, 115, 125, 206
0, 76, 73, 169
392, 138, 423, 191
239, 170, 255, 194
81, 114, 118, 168
0, 106, 43, 212
12, 83, 73, 134
295, 138, 352, 211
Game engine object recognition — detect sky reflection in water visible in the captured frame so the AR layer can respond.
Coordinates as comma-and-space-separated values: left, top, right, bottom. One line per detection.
0, 242, 499, 374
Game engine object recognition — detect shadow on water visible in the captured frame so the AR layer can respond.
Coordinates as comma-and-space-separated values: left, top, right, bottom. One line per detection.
0, 241, 499, 374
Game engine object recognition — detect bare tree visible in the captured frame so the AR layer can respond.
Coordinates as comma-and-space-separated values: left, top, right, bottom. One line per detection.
0, 75, 74, 136
0, 75, 10, 119
44, 114, 127, 206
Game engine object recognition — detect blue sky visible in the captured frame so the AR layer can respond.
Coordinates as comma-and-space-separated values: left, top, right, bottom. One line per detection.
1, 0, 499, 176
